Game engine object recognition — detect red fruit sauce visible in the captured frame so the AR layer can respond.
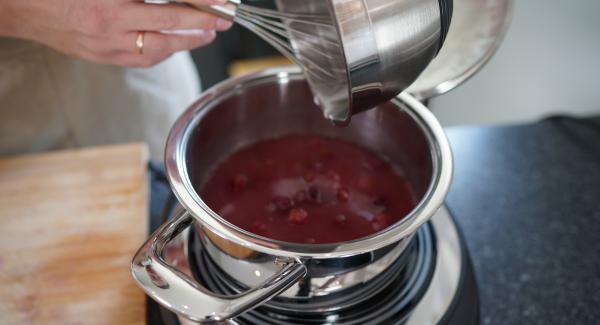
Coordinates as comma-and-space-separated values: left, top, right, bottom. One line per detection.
200, 135, 416, 244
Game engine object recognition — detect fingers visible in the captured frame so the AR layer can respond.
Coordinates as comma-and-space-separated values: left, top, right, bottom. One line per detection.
138, 30, 217, 54
121, 2, 233, 32
111, 30, 217, 67
71, 0, 232, 67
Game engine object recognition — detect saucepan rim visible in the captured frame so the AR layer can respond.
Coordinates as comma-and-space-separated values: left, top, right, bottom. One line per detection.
164, 67, 453, 259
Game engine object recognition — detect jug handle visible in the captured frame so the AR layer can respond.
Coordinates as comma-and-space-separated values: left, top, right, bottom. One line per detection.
131, 209, 307, 323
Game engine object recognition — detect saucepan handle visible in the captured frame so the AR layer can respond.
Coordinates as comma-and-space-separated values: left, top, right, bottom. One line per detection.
131, 209, 307, 323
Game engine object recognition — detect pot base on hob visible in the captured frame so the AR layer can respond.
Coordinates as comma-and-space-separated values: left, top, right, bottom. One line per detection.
146, 173, 479, 325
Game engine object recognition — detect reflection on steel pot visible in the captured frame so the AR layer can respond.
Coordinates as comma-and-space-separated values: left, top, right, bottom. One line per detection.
131, 68, 453, 323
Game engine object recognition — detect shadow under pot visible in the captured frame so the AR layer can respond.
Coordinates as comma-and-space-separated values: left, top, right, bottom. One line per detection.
131, 68, 453, 323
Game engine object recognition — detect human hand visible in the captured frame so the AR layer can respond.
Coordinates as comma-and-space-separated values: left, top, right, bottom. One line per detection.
0, 0, 233, 67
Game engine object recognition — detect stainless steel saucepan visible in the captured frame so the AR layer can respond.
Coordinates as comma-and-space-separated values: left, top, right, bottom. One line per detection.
131, 68, 453, 323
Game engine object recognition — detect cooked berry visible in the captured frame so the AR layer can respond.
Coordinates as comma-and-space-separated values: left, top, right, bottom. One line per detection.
303, 171, 316, 183
271, 196, 292, 212
294, 190, 308, 204
371, 213, 390, 231
372, 195, 388, 207
304, 237, 316, 244
334, 214, 347, 224
230, 174, 248, 192
327, 170, 341, 182
252, 221, 267, 234
307, 186, 322, 203
288, 208, 309, 225
337, 188, 350, 202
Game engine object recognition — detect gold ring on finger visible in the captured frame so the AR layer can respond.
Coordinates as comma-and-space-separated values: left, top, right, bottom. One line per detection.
135, 31, 145, 55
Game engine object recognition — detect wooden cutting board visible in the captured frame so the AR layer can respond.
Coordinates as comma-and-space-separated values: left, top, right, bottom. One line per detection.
0, 143, 149, 325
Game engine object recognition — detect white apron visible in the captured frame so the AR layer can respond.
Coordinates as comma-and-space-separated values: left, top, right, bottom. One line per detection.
0, 37, 201, 161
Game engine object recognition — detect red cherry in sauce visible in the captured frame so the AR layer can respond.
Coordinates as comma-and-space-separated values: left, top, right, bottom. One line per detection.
200, 135, 416, 244
288, 208, 309, 225
267, 196, 293, 213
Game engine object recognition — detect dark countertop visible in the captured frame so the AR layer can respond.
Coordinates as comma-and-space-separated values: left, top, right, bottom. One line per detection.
445, 116, 600, 325
148, 115, 600, 325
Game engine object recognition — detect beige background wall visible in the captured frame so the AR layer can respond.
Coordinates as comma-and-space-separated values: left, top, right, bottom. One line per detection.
430, 0, 600, 126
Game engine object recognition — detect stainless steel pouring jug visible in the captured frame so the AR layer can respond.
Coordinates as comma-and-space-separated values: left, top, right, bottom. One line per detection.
131, 68, 453, 323
185, 0, 453, 125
